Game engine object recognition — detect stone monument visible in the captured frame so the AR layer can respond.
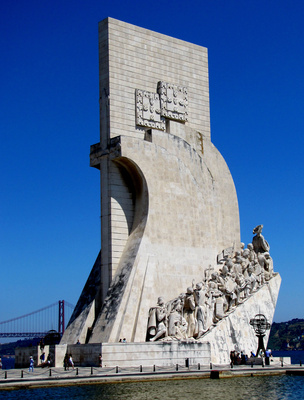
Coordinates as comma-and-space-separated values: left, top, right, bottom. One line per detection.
60, 18, 281, 366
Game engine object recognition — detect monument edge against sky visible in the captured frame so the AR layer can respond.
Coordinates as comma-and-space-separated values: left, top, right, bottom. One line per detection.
61, 18, 280, 362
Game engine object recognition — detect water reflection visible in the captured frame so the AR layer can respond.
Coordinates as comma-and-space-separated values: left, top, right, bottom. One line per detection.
2, 375, 304, 400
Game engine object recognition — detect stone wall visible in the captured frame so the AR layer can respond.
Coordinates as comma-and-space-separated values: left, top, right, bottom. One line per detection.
99, 17, 210, 142
15, 342, 210, 368
102, 341, 211, 368
15, 344, 67, 369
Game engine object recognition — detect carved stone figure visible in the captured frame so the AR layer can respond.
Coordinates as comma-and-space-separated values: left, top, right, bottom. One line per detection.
194, 282, 207, 338
225, 258, 234, 274
168, 302, 187, 339
218, 265, 237, 312
264, 252, 274, 281
240, 242, 245, 255
233, 251, 241, 263
241, 249, 250, 272
208, 275, 224, 323
252, 225, 270, 254
247, 243, 257, 263
148, 297, 167, 341
235, 273, 247, 304
183, 287, 196, 338
232, 256, 243, 277
244, 265, 257, 295
256, 254, 266, 286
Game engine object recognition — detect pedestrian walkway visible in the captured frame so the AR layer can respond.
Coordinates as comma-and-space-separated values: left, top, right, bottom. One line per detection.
0, 363, 303, 390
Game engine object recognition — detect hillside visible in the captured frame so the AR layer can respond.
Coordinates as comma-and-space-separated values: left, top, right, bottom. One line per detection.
268, 318, 304, 350
0, 338, 42, 356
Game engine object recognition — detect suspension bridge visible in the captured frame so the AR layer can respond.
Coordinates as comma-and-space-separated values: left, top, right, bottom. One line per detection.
0, 300, 74, 338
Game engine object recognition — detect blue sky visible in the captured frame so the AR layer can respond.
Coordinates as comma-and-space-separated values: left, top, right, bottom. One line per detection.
1, 0, 303, 330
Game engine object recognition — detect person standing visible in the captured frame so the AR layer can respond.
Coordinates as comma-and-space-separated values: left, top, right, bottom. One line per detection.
265, 349, 270, 365
29, 356, 34, 372
40, 352, 45, 365
46, 354, 51, 367
68, 354, 74, 370
64, 353, 69, 370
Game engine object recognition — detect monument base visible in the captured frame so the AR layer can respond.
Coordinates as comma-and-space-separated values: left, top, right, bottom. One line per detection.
101, 341, 211, 368
15, 342, 211, 369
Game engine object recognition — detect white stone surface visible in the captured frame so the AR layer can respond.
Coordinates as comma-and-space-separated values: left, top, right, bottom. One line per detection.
62, 19, 281, 368
101, 341, 211, 368
201, 274, 281, 364
99, 18, 210, 141
89, 127, 240, 344
65, 343, 102, 367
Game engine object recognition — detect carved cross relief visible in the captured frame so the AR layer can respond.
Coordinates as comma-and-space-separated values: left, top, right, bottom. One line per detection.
136, 81, 188, 131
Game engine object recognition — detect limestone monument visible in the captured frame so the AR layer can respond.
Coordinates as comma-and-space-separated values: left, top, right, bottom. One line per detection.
61, 17, 281, 365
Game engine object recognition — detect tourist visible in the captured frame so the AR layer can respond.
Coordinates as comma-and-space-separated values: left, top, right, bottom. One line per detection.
230, 350, 235, 367
265, 349, 271, 365
29, 356, 34, 372
0, 357, 2, 369
99, 353, 102, 367
47, 354, 51, 367
64, 353, 69, 370
68, 354, 74, 369
234, 352, 241, 365
40, 352, 45, 365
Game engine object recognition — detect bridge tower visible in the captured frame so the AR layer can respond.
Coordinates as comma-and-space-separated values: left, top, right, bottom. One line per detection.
58, 300, 65, 336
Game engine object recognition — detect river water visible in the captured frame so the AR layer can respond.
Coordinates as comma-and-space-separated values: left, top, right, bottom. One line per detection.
1, 374, 304, 399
